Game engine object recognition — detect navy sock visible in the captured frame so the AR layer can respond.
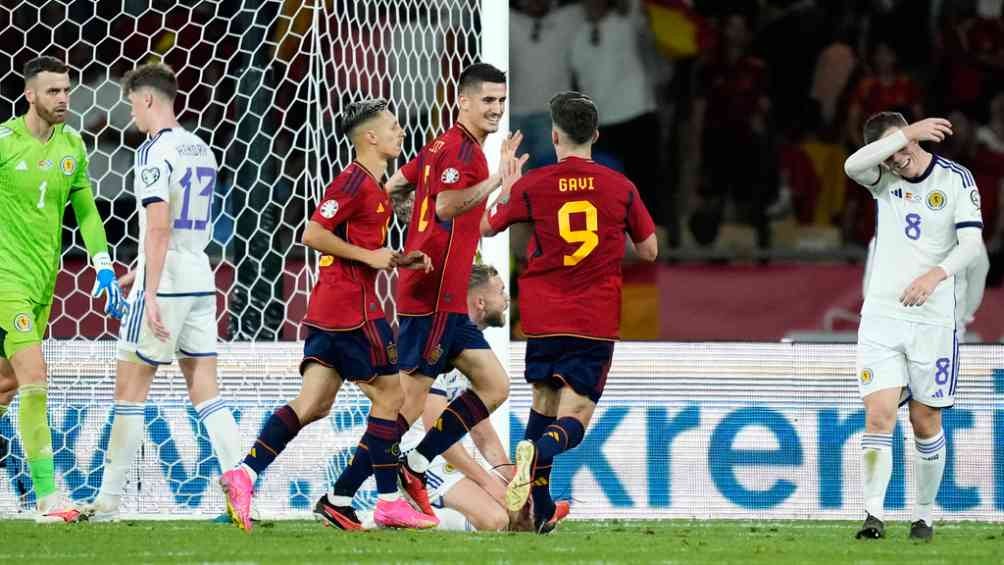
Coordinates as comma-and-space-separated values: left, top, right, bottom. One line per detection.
530, 418, 585, 520
242, 404, 301, 476
361, 416, 400, 495
416, 390, 489, 462
535, 417, 585, 462
524, 408, 556, 442
396, 413, 410, 437
333, 413, 408, 498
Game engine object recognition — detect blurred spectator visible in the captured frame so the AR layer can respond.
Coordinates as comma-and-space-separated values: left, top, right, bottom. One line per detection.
509, 0, 580, 169
810, 21, 858, 128
937, 1, 1004, 118
691, 9, 772, 248
974, 92, 1004, 251
845, 40, 924, 147
775, 100, 847, 227
569, 0, 664, 229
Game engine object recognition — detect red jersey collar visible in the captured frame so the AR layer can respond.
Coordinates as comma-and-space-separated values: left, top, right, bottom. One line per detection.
558, 155, 595, 164
351, 160, 383, 186
454, 122, 481, 145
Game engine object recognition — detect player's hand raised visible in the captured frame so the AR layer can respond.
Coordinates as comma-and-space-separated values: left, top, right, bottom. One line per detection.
365, 247, 399, 270
397, 250, 433, 273
903, 118, 953, 144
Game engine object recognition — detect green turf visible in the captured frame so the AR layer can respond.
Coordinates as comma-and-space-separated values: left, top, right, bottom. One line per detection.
1, 519, 1002, 564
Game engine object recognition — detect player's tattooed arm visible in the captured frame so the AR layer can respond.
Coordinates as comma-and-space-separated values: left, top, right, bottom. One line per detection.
436, 130, 527, 220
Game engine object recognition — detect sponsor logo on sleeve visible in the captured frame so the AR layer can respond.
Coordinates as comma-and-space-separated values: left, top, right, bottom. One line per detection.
319, 199, 339, 219
60, 156, 76, 176
140, 166, 161, 186
971, 189, 981, 210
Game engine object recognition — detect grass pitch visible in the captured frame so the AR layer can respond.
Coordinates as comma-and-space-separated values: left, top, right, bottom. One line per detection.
0, 519, 1001, 564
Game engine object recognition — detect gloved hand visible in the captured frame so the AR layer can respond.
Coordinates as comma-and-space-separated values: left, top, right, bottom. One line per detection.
90, 252, 128, 319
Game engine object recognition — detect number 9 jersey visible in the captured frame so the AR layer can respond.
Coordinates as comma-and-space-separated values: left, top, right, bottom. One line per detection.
133, 127, 218, 294
487, 156, 655, 340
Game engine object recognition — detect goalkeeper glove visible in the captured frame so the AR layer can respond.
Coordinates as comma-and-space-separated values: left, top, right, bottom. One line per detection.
90, 252, 128, 319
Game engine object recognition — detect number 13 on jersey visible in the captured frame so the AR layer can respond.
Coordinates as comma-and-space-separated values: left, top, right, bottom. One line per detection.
558, 200, 598, 266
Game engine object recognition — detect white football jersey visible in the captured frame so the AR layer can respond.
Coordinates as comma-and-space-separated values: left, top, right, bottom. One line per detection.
851, 154, 983, 328
133, 128, 217, 294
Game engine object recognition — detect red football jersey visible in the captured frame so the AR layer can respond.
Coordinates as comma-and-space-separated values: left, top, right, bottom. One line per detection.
396, 123, 489, 315
304, 162, 392, 330
487, 157, 655, 340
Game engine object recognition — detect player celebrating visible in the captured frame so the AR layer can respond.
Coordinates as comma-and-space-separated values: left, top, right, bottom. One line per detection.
221, 98, 436, 533
397, 263, 517, 532
0, 56, 127, 522
844, 112, 981, 541
383, 62, 519, 515
83, 64, 243, 521
482, 91, 657, 533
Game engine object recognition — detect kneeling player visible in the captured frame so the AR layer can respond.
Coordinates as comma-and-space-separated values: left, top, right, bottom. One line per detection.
221, 99, 435, 532
87, 64, 242, 520
482, 91, 657, 533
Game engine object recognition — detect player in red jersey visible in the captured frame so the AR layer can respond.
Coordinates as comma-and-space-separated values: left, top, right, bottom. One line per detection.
383, 63, 521, 515
482, 91, 658, 532
221, 99, 435, 533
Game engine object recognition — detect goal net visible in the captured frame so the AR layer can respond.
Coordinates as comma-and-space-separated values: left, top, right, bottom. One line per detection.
0, 0, 507, 519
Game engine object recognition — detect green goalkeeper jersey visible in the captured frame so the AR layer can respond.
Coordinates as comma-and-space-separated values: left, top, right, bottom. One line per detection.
0, 116, 99, 304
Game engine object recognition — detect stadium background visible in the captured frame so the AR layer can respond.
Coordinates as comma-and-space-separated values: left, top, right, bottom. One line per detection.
0, 0, 1002, 522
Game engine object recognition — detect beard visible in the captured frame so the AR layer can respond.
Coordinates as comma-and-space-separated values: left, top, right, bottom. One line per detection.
36, 104, 65, 124
483, 310, 505, 328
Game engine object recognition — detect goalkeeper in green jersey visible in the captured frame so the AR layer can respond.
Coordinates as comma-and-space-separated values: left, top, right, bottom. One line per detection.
0, 56, 128, 523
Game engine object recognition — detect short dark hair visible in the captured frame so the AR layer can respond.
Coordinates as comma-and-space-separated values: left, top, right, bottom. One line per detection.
863, 111, 908, 144
469, 263, 499, 290
550, 91, 598, 145
121, 63, 178, 100
337, 98, 389, 139
24, 56, 68, 83
458, 63, 506, 95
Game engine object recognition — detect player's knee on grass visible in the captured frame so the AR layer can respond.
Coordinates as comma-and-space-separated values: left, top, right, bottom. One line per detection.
469, 503, 508, 532
908, 401, 942, 439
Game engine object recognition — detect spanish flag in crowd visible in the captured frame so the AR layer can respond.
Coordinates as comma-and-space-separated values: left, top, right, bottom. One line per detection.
643, 0, 714, 59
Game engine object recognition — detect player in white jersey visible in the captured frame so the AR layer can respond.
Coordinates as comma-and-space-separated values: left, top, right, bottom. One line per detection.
362, 264, 523, 531
845, 112, 983, 542
84, 64, 242, 520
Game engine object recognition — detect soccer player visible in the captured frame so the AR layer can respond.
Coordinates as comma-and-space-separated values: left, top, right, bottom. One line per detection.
383, 62, 520, 516
0, 56, 127, 522
482, 91, 657, 533
396, 263, 517, 532
844, 112, 982, 541
221, 98, 436, 533
82, 63, 243, 521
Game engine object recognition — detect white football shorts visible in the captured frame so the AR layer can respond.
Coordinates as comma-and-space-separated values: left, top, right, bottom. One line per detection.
117, 287, 218, 365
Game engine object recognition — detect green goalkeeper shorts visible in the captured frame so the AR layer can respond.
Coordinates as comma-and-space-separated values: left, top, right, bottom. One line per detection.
0, 300, 51, 359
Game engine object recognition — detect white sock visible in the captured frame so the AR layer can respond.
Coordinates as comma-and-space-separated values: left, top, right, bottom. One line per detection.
195, 396, 242, 472
435, 507, 474, 531
913, 429, 946, 525
326, 493, 354, 507
377, 491, 401, 502
861, 433, 894, 521
240, 463, 258, 483
407, 450, 431, 474
97, 401, 145, 506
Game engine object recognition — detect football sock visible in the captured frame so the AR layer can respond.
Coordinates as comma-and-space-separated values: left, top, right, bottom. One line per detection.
531, 418, 585, 520
242, 404, 301, 480
413, 390, 489, 471
195, 396, 242, 471
96, 401, 145, 507
913, 429, 946, 525
861, 432, 893, 520
524, 408, 556, 442
332, 413, 409, 499
362, 416, 400, 498
19, 384, 56, 500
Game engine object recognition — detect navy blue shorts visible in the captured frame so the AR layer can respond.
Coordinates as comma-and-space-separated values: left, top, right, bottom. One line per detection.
398, 312, 490, 378
300, 319, 398, 382
525, 336, 615, 403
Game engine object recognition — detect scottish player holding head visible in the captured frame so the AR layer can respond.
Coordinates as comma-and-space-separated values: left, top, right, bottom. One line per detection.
844, 112, 982, 541
0, 56, 127, 522
482, 91, 657, 533
221, 98, 437, 532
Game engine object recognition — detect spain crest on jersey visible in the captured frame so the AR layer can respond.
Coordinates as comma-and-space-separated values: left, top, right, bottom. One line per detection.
926, 190, 946, 211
